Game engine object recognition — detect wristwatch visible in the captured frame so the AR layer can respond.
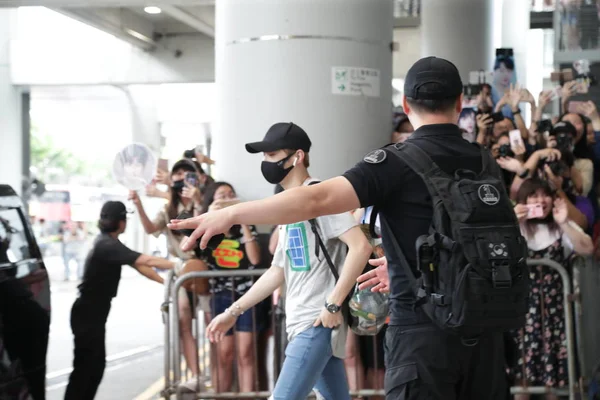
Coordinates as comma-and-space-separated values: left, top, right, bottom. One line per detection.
325, 302, 341, 314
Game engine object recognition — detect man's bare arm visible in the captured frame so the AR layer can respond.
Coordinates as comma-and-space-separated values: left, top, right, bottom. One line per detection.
232, 177, 360, 225
169, 177, 362, 250
134, 255, 174, 270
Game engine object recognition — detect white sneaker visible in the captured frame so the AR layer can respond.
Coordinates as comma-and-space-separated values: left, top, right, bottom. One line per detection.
179, 376, 205, 393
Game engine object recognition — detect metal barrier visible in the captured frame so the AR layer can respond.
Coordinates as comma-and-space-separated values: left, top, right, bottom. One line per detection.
509, 258, 579, 400
163, 269, 386, 399
162, 259, 597, 399
161, 269, 175, 399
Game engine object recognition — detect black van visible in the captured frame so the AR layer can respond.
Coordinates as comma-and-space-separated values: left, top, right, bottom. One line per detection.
0, 185, 50, 400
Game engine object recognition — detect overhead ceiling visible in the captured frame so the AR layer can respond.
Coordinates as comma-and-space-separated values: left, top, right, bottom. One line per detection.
0, 0, 216, 50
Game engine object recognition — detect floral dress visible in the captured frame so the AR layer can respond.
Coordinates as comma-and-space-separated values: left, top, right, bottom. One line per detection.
509, 237, 573, 388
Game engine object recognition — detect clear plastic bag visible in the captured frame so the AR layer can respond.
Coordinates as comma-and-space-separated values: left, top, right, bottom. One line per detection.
348, 283, 388, 336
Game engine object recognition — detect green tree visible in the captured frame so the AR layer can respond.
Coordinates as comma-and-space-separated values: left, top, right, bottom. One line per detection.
30, 125, 88, 184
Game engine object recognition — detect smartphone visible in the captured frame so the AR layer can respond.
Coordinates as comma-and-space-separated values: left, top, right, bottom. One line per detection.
184, 171, 198, 187
491, 112, 505, 123
509, 129, 524, 151
526, 204, 544, 219
575, 79, 589, 94
158, 158, 168, 172
568, 101, 586, 114
549, 86, 562, 101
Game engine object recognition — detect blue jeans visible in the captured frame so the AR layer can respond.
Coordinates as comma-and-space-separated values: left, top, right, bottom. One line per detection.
272, 326, 350, 400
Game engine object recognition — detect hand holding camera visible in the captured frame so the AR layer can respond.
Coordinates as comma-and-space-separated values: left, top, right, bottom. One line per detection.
476, 113, 493, 132
497, 157, 526, 176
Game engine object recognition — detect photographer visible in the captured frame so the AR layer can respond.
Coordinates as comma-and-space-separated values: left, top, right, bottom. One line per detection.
197, 181, 267, 395
506, 140, 589, 230
493, 133, 527, 190
129, 159, 207, 392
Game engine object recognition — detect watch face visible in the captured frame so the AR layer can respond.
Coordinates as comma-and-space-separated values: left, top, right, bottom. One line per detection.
326, 303, 340, 313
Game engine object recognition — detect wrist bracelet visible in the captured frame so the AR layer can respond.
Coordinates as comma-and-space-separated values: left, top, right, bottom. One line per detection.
519, 169, 530, 179
225, 304, 244, 318
243, 236, 257, 244
512, 109, 521, 115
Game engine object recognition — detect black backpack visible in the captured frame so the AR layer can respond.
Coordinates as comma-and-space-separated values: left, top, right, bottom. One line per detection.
379, 142, 530, 338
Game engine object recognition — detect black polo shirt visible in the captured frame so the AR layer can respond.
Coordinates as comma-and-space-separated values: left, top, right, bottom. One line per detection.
343, 123, 494, 326
78, 234, 141, 301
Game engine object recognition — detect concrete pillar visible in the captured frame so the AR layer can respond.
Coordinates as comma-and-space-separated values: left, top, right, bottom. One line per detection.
123, 85, 162, 153
0, 9, 23, 195
421, 0, 495, 82
214, 0, 393, 201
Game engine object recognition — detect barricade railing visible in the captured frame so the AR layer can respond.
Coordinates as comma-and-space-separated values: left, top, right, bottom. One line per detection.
164, 269, 386, 399
161, 269, 175, 399
162, 259, 597, 399
509, 258, 580, 400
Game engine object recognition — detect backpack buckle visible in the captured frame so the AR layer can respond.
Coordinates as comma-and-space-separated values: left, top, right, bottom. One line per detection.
491, 262, 512, 289
430, 293, 448, 306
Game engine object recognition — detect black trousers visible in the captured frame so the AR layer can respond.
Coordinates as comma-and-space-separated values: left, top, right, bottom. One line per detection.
383, 323, 510, 400
64, 297, 111, 400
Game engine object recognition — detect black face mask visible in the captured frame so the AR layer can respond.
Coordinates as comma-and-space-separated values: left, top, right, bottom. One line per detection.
261, 153, 296, 184
171, 179, 185, 194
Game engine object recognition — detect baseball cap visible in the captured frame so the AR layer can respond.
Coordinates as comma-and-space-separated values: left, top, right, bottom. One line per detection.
245, 122, 312, 154
404, 57, 463, 100
171, 159, 198, 174
100, 201, 128, 221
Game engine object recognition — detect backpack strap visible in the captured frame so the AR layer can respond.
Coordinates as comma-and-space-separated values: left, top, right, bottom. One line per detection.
307, 180, 324, 261
391, 142, 447, 179
306, 180, 340, 281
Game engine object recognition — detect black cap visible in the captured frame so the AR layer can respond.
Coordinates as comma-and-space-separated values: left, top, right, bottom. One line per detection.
171, 159, 197, 174
100, 201, 127, 221
551, 121, 577, 137
404, 57, 463, 100
245, 122, 312, 154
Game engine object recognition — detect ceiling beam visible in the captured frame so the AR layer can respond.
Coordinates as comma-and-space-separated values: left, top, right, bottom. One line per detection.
0, 0, 214, 7
160, 5, 214, 37
53, 7, 157, 50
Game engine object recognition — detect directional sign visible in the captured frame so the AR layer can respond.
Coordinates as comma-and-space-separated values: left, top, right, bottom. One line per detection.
331, 66, 381, 98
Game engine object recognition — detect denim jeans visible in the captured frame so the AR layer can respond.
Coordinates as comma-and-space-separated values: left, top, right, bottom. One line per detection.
272, 326, 350, 400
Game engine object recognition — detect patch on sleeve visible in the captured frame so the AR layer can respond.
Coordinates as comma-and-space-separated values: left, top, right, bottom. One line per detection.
363, 149, 387, 164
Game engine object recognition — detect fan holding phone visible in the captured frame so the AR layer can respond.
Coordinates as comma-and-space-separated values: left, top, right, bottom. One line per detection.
509, 178, 593, 392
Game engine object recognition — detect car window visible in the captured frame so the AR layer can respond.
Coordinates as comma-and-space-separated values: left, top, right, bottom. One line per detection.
0, 208, 34, 277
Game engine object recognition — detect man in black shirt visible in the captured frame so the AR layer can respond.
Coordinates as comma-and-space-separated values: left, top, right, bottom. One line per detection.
65, 201, 176, 400
169, 57, 508, 399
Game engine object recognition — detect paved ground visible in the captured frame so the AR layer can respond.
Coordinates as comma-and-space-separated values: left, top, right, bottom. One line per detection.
44, 256, 167, 400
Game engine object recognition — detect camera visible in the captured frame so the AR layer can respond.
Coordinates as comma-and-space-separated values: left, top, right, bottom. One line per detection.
498, 144, 514, 158
536, 119, 553, 134
543, 160, 568, 177
555, 133, 573, 152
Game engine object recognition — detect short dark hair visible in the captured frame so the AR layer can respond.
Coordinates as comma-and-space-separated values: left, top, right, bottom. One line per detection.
494, 55, 515, 71
98, 218, 121, 234
406, 95, 459, 115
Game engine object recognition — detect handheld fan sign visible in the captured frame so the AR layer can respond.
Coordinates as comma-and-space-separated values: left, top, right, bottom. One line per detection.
112, 143, 157, 191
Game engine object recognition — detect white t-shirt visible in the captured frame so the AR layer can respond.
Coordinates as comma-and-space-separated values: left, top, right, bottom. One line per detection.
272, 179, 357, 359
520, 221, 580, 258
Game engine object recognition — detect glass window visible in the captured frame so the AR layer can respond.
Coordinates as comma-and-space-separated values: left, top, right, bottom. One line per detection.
0, 208, 33, 270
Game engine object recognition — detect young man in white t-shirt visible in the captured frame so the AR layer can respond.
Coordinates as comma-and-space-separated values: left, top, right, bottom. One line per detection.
204, 122, 372, 400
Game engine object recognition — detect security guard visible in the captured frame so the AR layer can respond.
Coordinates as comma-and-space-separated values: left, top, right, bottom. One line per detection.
169, 57, 508, 399
64, 201, 177, 400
